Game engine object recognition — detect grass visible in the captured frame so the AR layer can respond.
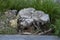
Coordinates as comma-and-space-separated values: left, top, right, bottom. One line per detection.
0, 0, 60, 36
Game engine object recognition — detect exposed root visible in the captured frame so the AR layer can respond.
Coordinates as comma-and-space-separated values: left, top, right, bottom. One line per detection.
38, 28, 52, 35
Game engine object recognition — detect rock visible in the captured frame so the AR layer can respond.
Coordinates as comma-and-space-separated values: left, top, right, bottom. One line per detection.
18, 8, 50, 26
17, 8, 50, 33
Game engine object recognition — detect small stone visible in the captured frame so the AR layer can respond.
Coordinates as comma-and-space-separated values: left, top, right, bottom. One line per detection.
17, 8, 50, 34
9, 19, 17, 28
